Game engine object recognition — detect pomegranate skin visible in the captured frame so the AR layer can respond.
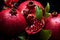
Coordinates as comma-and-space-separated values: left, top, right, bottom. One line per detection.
17, 1, 44, 15
45, 13, 60, 40
0, 8, 27, 36
4, 0, 19, 8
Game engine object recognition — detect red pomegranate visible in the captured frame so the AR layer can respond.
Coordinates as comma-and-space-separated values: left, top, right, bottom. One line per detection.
4, 0, 19, 8
45, 12, 60, 40
0, 8, 27, 36
18, 1, 45, 35
25, 14, 45, 35
17, 0, 44, 17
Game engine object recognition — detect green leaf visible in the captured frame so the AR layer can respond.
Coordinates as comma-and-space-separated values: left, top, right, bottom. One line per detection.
45, 2, 50, 13
45, 3, 50, 18
45, 12, 50, 18
39, 30, 51, 40
36, 6, 43, 20
18, 36, 25, 40
18, 32, 26, 40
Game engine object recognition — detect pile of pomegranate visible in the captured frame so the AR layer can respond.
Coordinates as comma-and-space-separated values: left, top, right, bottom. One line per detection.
0, 0, 60, 40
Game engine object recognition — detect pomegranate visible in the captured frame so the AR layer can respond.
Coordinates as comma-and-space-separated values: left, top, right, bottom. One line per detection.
25, 14, 45, 35
17, 1, 45, 33
0, 8, 27, 36
4, 0, 19, 8
45, 12, 60, 40
17, 0, 44, 17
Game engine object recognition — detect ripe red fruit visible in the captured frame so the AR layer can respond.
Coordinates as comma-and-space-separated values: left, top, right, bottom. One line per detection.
45, 12, 60, 40
17, 0, 44, 35
25, 14, 45, 35
4, 0, 19, 8
17, 0, 44, 17
0, 8, 27, 36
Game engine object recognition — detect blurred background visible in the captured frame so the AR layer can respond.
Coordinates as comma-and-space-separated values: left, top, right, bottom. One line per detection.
0, 0, 60, 12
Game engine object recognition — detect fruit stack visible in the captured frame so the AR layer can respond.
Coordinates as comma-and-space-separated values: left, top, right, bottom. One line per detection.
0, 0, 60, 40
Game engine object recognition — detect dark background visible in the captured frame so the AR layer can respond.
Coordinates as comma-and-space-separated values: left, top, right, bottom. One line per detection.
0, 0, 60, 13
